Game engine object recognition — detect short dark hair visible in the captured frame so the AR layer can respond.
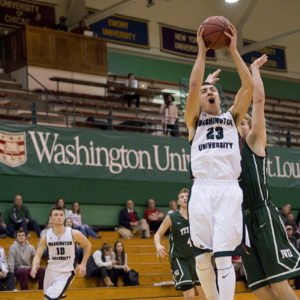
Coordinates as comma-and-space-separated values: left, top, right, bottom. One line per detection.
50, 206, 65, 216
15, 228, 25, 238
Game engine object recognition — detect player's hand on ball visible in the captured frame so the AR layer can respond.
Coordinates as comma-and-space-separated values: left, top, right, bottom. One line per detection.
224, 23, 237, 53
156, 244, 166, 258
197, 27, 208, 53
30, 266, 37, 278
205, 69, 221, 85
250, 54, 268, 71
76, 264, 86, 277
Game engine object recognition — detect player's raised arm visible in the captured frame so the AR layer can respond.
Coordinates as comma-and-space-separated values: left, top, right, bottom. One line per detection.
184, 27, 208, 141
154, 215, 171, 258
31, 234, 46, 278
226, 23, 254, 125
73, 229, 91, 277
248, 54, 268, 150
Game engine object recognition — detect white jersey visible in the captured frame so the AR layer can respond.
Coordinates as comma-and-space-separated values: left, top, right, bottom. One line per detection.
190, 111, 241, 180
46, 227, 75, 272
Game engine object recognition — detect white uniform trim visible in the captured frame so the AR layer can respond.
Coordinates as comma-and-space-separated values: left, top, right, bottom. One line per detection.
249, 266, 300, 288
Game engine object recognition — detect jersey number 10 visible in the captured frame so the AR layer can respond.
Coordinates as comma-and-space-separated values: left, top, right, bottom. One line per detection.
56, 247, 65, 255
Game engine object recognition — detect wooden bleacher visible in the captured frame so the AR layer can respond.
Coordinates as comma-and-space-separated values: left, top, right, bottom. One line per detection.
0, 230, 261, 300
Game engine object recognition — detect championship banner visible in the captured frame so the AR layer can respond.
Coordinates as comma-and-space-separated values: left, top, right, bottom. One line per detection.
87, 9, 149, 49
0, 123, 299, 188
0, 0, 55, 28
242, 39, 287, 71
159, 23, 216, 59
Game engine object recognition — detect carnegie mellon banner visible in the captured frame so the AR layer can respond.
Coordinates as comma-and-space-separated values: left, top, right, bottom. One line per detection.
0, 123, 299, 188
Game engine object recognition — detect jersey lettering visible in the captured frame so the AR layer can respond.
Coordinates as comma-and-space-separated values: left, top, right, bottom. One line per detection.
281, 249, 293, 259
180, 226, 189, 235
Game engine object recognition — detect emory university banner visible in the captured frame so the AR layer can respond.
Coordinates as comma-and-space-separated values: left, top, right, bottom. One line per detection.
0, 123, 299, 188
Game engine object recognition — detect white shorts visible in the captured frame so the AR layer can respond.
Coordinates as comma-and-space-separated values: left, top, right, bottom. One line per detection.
188, 179, 243, 256
44, 268, 75, 300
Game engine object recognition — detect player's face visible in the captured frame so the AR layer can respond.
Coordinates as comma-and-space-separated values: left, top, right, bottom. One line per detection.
16, 232, 26, 244
200, 85, 221, 116
240, 118, 251, 138
65, 218, 73, 228
116, 242, 123, 253
178, 193, 188, 208
51, 210, 65, 225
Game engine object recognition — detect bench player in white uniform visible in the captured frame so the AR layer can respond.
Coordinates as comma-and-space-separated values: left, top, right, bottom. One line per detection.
185, 24, 253, 300
31, 206, 91, 300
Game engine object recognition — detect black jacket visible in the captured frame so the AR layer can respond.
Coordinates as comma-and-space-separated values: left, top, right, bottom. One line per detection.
119, 209, 140, 230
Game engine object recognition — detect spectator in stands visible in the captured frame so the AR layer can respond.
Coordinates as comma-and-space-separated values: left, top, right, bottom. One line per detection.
65, 217, 84, 264
232, 256, 246, 282
85, 243, 115, 286
68, 202, 99, 238
160, 94, 178, 136
167, 200, 178, 215
118, 199, 150, 239
56, 197, 69, 218
286, 212, 297, 233
286, 225, 297, 247
71, 19, 89, 34
111, 241, 131, 286
53, 16, 68, 32
124, 73, 140, 108
0, 210, 14, 238
144, 198, 164, 232
8, 194, 41, 238
280, 204, 291, 223
8, 229, 45, 290
30, 12, 45, 28
0, 246, 15, 291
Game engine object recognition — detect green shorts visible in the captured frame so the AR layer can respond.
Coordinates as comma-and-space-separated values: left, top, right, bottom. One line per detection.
170, 256, 200, 290
242, 201, 300, 291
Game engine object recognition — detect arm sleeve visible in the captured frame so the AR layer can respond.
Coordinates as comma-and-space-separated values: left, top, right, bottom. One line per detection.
0, 248, 8, 273
93, 251, 112, 267
8, 247, 15, 272
8, 208, 19, 224
119, 210, 130, 228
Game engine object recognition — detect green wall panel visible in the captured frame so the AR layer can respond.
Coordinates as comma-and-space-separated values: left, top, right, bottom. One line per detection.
0, 175, 188, 206
108, 51, 300, 101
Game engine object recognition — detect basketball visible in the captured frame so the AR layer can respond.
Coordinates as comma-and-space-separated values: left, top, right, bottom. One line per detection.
200, 16, 231, 49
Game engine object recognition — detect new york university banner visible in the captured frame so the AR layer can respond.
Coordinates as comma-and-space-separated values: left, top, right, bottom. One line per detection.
0, 123, 299, 188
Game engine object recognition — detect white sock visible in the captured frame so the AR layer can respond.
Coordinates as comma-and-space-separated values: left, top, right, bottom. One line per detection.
196, 253, 219, 300
215, 256, 236, 300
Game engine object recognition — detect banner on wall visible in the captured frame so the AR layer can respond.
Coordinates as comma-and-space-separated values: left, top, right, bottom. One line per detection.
0, 123, 299, 188
87, 8, 149, 49
159, 23, 216, 59
242, 39, 287, 71
0, 0, 55, 28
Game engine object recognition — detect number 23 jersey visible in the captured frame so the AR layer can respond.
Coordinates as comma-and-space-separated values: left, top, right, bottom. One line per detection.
190, 111, 241, 180
46, 226, 75, 272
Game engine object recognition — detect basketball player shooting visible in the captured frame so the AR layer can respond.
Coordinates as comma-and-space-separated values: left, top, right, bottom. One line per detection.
31, 206, 92, 300
185, 22, 253, 300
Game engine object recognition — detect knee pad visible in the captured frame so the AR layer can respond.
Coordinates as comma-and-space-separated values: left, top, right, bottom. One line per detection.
195, 252, 213, 271
215, 256, 232, 270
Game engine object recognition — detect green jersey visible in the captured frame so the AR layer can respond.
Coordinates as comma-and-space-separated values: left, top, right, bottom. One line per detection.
239, 141, 269, 211
169, 211, 193, 259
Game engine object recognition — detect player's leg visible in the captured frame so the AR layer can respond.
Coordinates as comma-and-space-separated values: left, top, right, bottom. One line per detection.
182, 285, 195, 300
252, 285, 280, 300
195, 253, 218, 300
215, 256, 235, 300
270, 280, 298, 300
195, 285, 207, 300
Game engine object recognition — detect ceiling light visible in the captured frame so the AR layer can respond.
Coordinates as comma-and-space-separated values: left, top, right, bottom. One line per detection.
225, 0, 239, 3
